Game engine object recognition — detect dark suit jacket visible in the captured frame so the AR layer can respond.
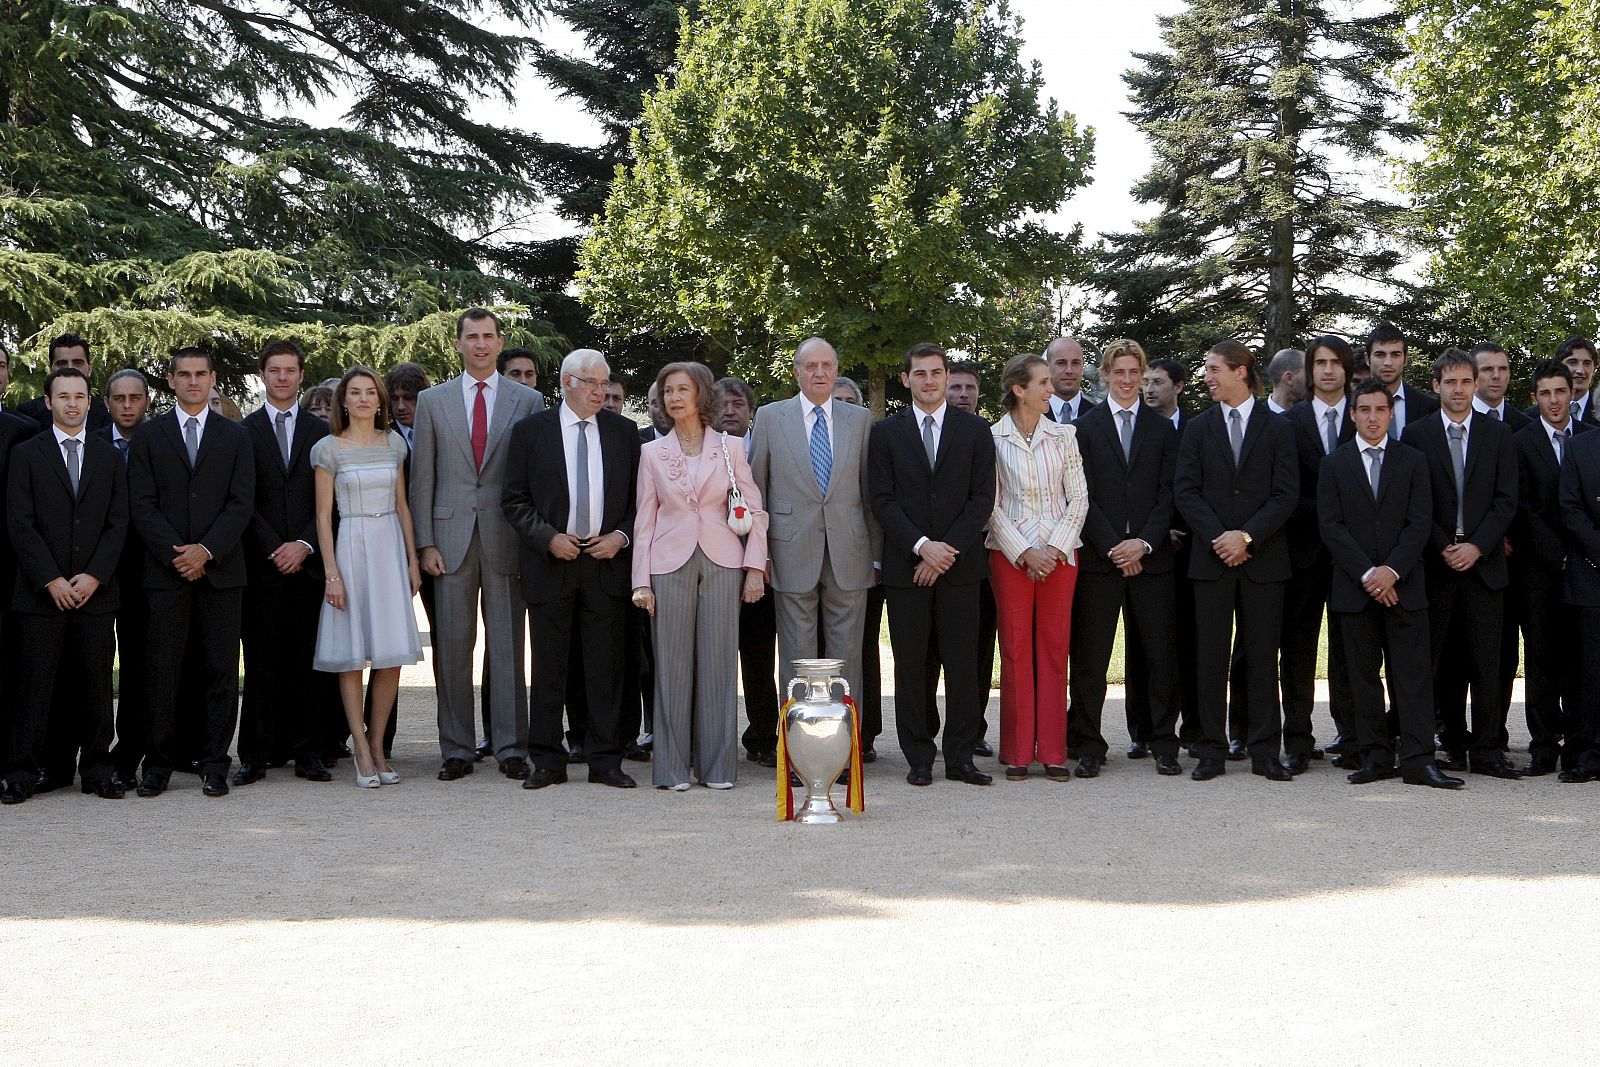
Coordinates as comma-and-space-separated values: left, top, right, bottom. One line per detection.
503, 407, 640, 604
1526, 393, 1600, 429
126, 408, 256, 590
1395, 384, 1440, 431
18, 394, 109, 435
96, 425, 146, 588
1284, 399, 1356, 566
868, 406, 995, 587
1400, 411, 1517, 590
1513, 420, 1593, 573
1173, 401, 1298, 582
1317, 440, 1432, 613
1074, 402, 1178, 575
1491, 403, 1533, 433
7, 431, 127, 615
1559, 429, 1600, 606
242, 406, 330, 575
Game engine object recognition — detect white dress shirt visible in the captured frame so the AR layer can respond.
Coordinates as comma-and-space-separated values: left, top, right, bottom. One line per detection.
175, 402, 211, 443
801, 395, 836, 452
110, 424, 134, 448
560, 401, 605, 539
1471, 396, 1508, 421
909, 402, 947, 555
1221, 393, 1256, 440
462, 371, 500, 431
1543, 415, 1574, 461
1104, 397, 1154, 554
1049, 393, 1084, 423
1267, 396, 1289, 415
1441, 408, 1471, 466
52, 424, 86, 474
1311, 396, 1347, 453
1390, 383, 1415, 435
1356, 437, 1394, 584
260, 400, 302, 453
1168, 410, 1181, 431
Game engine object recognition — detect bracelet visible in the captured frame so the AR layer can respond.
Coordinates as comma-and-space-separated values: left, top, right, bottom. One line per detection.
325, 576, 342, 583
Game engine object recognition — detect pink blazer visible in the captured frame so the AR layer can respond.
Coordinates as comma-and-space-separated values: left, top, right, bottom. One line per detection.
632, 429, 769, 587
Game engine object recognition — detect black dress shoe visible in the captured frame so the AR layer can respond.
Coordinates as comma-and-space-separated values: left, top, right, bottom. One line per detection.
588, 767, 637, 788
1558, 767, 1598, 784
1346, 761, 1398, 784
33, 772, 70, 794
974, 740, 994, 758
231, 763, 265, 787
1191, 757, 1226, 781
437, 757, 474, 781
1226, 740, 1247, 762
1282, 753, 1310, 776
84, 777, 125, 799
1126, 742, 1150, 759
336, 742, 353, 759
1252, 757, 1293, 782
1324, 735, 1346, 755
523, 767, 568, 789
946, 761, 993, 786
906, 764, 933, 786
1, 778, 32, 804
1403, 763, 1464, 789
1308, 747, 1325, 760
295, 759, 332, 782
1332, 752, 1364, 769
1156, 755, 1183, 776
1469, 756, 1523, 780
566, 744, 587, 765
1075, 754, 1102, 779
135, 773, 168, 798
1438, 750, 1468, 771
499, 757, 530, 780
861, 746, 878, 764
473, 739, 493, 762
201, 773, 229, 797
1524, 752, 1559, 777
623, 743, 651, 762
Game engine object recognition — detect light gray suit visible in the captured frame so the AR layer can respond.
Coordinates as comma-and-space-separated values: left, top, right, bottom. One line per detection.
749, 395, 882, 710
410, 374, 541, 762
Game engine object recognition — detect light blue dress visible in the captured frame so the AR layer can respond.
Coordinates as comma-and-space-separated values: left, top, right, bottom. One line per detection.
311, 432, 422, 672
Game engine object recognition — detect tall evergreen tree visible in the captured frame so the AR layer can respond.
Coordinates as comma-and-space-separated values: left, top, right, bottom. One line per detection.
1093, 0, 1416, 360
0, 0, 563, 389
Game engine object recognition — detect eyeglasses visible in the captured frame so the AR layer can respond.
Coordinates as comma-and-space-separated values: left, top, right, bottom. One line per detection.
567, 374, 605, 391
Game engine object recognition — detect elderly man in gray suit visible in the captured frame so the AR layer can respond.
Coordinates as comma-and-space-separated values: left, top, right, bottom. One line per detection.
411, 308, 542, 782
750, 337, 882, 746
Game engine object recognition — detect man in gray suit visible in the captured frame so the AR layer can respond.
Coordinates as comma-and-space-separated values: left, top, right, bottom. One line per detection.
750, 337, 882, 731
411, 308, 542, 782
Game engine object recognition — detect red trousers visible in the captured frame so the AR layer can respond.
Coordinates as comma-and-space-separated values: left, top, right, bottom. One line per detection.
990, 550, 1077, 767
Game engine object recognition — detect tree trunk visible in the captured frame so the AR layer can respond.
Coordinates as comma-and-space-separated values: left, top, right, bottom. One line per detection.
1264, 0, 1305, 357
869, 364, 886, 419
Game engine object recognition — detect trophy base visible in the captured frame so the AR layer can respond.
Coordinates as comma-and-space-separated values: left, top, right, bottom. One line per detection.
793, 791, 845, 824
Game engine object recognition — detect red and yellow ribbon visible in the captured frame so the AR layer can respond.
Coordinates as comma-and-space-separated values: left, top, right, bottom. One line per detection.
775, 694, 866, 821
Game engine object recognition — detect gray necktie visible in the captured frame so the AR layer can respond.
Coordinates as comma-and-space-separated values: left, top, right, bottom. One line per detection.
275, 409, 292, 467
114, 438, 129, 465
64, 438, 80, 496
1228, 408, 1243, 465
922, 414, 937, 467
1447, 421, 1466, 536
1323, 408, 1339, 455
1118, 408, 1134, 462
1364, 445, 1382, 497
185, 416, 200, 467
1555, 427, 1570, 464
1572, 400, 1583, 421
574, 420, 591, 539
1389, 394, 1402, 441
1487, 406, 1500, 420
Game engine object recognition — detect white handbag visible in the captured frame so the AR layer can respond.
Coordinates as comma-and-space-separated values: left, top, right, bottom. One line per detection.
720, 431, 755, 537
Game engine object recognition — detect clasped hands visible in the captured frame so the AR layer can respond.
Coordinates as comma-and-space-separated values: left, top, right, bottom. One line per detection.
172, 543, 209, 581
1363, 565, 1400, 608
914, 540, 958, 586
45, 573, 101, 611
549, 531, 626, 561
1212, 530, 1251, 567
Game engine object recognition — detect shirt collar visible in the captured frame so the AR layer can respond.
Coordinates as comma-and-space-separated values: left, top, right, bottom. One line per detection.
1107, 396, 1140, 419
803, 395, 834, 420
1357, 435, 1388, 454
1312, 395, 1346, 420
1470, 395, 1504, 418
1223, 394, 1255, 423
559, 401, 596, 428
110, 424, 133, 444
911, 401, 947, 429
1441, 408, 1470, 434
52, 424, 85, 446
175, 403, 210, 433
1544, 416, 1573, 445
263, 400, 301, 421
465, 371, 500, 396
1052, 393, 1079, 419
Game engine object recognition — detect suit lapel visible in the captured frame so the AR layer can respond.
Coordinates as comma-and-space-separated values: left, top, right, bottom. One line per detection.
481, 380, 520, 467
440, 377, 476, 469
159, 409, 190, 470
1236, 403, 1268, 471
549, 414, 571, 519
1372, 445, 1398, 508
786, 397, 823, 502
43, 436, 74, 499
700, 432, 730, 496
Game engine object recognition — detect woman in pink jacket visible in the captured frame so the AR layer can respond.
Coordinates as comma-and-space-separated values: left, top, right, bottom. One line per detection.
632, 362, 769, 790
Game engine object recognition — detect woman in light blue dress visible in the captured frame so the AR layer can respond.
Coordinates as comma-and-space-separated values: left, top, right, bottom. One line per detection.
312, 366, 422, 788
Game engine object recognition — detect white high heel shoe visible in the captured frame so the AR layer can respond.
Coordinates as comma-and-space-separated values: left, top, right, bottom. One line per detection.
354, 762, 381, 788
377, 769, 400, 785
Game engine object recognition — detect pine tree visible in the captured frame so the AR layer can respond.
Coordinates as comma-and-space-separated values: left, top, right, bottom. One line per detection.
0, 1, 564, 390
1093, 0, 1415, 361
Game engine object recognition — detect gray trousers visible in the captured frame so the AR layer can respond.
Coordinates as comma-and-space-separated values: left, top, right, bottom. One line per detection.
433, 529, 527, 762
774, 551, 869, 714
651, 548, 743, 787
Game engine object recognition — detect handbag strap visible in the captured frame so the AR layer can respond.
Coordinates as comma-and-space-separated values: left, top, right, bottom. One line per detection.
720, 430, 742, 494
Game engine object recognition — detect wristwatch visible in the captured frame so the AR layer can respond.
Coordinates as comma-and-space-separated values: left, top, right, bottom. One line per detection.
1239, 531, 1253, 546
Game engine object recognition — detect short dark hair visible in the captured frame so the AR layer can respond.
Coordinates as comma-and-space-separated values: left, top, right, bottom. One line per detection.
1304, 334, 1354, 386
1531, 359, 1574, 391
48, 333, 91, 362
497, 346, 537, 372
1207, 339, 1258, 391
1555, 335, 1597, 364
654, 361, 718, 427
715, 376, 755, 408
1351, 377, 1393, 407
456, 307, 502, 338
947, 361, 981, 384
257, 338, 305, 372
902, 342, 948, 375
1148, 357, 1188, 386
385, 362, 430, 399
1431, 347, 1477, 382
1469, 342, 1509, 365
106, 368, 149, 394
168, 347, 214, 374
1366, 322, 1406, 355
44, 367, 90, 398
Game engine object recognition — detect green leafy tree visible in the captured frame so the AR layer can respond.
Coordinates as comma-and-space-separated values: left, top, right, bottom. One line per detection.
576, 0, 1093, 412
0, 0, 564, 394
1399, 0, 1600, 362
1094, 0, 1416, 360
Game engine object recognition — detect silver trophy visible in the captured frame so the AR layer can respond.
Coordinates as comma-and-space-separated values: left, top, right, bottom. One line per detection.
783, 658, 855, 824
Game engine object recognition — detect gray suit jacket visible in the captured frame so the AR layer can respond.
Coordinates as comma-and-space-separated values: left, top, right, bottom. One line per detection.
750, 395, 881, 592
410, 375, 542, 574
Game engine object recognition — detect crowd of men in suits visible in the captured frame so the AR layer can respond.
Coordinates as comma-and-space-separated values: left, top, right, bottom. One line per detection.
2, 316, 1600, 804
